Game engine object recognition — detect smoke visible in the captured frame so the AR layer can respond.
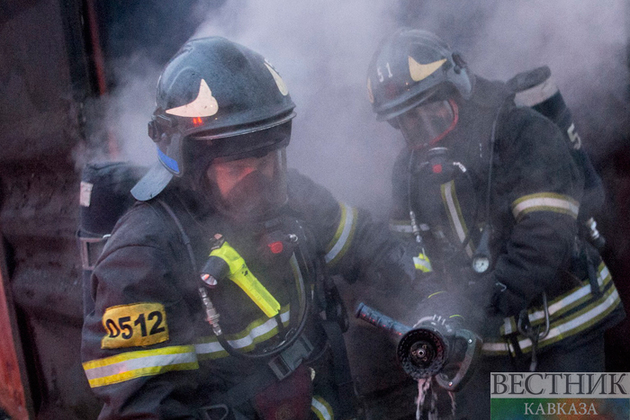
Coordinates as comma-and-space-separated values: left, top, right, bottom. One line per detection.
89, 0, 630, 397
190, 0, 401, 217
106, 54, 163, 164
401, 0, 629, 160
106, 1, 628, 217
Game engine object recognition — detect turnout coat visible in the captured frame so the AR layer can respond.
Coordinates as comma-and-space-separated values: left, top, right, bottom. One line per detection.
81, 169, 419, 420
388, 77, 624, 358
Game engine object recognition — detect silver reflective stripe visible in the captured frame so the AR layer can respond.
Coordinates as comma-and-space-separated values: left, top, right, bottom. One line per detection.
511, 193, 579, 221
195, 309, 291, 356
325, 203, 356, 264
311, 395, 333, 420
484, 285, 620, 355
85, 351, 196, 381
513, 78, 559, 107
502, 265, 610, 335
482, 341, 511, 354
83, 345, 198, 387
503, 317, 517, 336
517, 288, 620, 352
195, 340, 224, 355
441, 180, 474, 258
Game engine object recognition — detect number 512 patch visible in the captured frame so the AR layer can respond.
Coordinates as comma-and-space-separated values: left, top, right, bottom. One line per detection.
101, 302, 169, 349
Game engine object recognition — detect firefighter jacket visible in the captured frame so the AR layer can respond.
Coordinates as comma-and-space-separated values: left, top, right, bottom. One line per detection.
388, 76, 625, 358
81, 169, 420, 420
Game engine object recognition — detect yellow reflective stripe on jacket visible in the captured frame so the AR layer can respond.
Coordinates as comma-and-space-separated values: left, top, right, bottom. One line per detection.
500, 263, 612, 335
325, 203, 357, 266
511, 192, 579, 221
482, 263, 621, 355
414, 252, 433, 273
483, 286, 621, 356
441, 180, 474, 258
195, 306, 291, 359
82, 345, 198, 388
311, 395, 334, 420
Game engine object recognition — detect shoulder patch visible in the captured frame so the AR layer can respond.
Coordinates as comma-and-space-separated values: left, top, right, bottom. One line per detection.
101, 302, 169, 349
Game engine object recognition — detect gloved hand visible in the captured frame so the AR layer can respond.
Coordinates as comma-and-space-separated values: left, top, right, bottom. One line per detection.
462, 275, 497, 311
466, 272, 538, 318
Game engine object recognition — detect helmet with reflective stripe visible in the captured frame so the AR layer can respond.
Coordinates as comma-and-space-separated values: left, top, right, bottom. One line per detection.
132, 36, 296, 201
367, 28, 473, 122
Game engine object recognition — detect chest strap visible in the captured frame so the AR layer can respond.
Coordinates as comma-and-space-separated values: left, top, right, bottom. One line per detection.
222, 333, 315, 409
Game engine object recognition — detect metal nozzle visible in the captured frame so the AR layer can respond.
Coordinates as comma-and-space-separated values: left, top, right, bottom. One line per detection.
356, 303, 482, 392
398, 326, 448, 379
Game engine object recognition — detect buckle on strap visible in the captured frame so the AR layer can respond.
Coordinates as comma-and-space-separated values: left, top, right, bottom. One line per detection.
268, 335, 314, 380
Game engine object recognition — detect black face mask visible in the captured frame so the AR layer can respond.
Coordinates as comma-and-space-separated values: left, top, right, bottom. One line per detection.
221, 170, 286, 223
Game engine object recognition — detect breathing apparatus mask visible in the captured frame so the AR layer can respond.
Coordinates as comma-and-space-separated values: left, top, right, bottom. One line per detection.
207, 148, 288, 223
395, 97, 459, 150
186, 123, 291, 224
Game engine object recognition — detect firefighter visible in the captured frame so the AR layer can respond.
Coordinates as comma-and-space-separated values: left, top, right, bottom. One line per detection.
80, 37, 422, 420
365, 28, 625, 418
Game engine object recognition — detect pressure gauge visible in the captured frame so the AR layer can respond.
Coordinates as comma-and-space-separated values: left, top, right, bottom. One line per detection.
472, 256, 490, 274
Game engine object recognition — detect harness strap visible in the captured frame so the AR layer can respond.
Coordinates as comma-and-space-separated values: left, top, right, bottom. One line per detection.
321, 320, 357, 419
218, 334, 315, 409
155, 197, 352, 418
155, 198, 198, 269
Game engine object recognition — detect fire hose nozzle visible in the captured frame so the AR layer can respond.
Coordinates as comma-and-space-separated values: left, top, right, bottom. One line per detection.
356, 303, 482, 392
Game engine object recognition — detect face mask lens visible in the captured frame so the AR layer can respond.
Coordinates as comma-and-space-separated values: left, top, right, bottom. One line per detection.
207, 148, 288, 220
397, 99, 456, 148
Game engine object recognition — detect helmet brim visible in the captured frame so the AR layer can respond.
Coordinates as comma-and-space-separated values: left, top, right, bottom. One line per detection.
130, 161, 174, 201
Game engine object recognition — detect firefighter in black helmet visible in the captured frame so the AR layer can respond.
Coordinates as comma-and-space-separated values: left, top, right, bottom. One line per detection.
366, 28, 625, 418
81, 37, 424, 420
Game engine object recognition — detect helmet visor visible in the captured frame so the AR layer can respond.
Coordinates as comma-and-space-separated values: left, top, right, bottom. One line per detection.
189, 121, 291, 162
396, 99, 458, 149
206, 148, 288, 222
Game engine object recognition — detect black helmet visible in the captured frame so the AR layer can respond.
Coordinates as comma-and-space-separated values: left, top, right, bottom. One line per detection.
367, 28, 473, 122
132, 36, 296, 201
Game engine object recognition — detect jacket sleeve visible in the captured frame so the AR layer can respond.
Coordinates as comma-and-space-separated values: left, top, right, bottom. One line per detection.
286, 169, 422, 294
488, 106, 582, 316
81, 205, 202, 420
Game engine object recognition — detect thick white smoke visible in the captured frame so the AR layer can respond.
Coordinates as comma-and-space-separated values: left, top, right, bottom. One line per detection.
190, 0, 401, 217
402, 0, 629, 161
109, 1, 628, 218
